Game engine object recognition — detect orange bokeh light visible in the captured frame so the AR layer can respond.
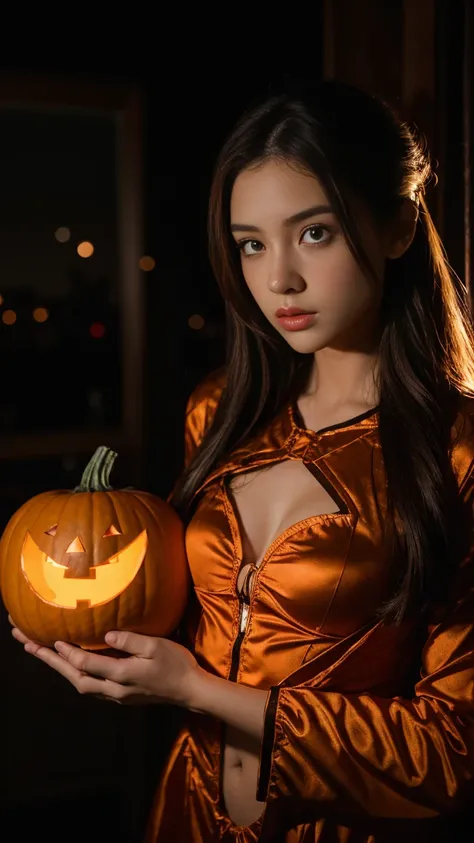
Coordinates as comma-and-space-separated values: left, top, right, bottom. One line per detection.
77, 241, 94, 258
33, 307, 49, 323
2, 309, 17, 325
188, 314, 205, 330
139, 255, 156, 272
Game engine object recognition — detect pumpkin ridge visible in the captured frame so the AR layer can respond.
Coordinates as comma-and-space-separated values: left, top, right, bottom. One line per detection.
15, 493, 72, 636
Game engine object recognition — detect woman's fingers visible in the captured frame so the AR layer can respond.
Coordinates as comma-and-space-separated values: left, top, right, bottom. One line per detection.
11, 626, 37, 646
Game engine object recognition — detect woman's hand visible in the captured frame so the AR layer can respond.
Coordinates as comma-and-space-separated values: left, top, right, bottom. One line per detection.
10, 618, 202, 707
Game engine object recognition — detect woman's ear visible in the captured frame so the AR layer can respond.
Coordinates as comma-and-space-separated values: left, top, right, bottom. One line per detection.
386, 198, 419, 260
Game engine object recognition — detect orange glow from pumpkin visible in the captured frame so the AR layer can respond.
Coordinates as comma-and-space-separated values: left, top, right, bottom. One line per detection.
104, 524, 121, 537
66, 536, 86, 553
21, 529, 147, 608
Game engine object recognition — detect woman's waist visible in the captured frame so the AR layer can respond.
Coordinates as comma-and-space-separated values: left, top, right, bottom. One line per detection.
191, 610, 422, 699
194, 623, 341, 688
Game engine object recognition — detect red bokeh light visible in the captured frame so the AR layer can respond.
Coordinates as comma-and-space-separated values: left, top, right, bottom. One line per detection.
90, 322, 105, 339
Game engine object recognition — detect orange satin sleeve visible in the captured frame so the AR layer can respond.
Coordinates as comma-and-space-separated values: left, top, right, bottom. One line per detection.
166, 367, 226, 500
256, 472, 474, 819
183, 366, 226, 468
166, 368, 226, 648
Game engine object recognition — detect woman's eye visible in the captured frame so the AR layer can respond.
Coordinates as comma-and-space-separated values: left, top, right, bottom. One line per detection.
239, 239, 264, 256
301, 225, 331, 245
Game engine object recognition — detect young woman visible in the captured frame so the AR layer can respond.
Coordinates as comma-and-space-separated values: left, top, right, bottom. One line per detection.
12, 81, 474, 842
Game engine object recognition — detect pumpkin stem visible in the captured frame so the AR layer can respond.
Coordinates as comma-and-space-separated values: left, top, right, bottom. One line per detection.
75, 446, 118, 492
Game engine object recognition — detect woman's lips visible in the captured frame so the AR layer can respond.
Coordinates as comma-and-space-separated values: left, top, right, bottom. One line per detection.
275, 312, 317, 331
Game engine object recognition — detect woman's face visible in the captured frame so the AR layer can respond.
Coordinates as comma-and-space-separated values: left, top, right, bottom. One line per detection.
230, 158, 397, 355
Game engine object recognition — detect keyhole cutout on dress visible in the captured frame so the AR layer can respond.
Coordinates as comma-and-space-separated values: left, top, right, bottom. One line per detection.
227, 459, 345, 603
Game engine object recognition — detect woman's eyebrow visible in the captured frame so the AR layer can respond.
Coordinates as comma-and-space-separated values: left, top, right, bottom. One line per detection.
230, 204, 333, 233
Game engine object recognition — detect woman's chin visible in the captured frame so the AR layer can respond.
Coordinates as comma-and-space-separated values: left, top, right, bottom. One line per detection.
279, 330, 326, 354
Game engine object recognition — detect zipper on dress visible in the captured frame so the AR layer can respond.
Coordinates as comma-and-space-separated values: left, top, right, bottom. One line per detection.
228, 564, 255, 682
217, 569, 254, 814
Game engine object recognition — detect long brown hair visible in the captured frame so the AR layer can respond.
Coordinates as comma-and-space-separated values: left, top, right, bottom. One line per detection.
172, 80, 474, 623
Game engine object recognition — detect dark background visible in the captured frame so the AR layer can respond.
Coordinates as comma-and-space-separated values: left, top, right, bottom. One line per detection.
1, 2, 472, 841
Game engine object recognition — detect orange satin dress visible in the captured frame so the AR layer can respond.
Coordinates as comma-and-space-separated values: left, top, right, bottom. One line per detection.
145, 370, 474, 843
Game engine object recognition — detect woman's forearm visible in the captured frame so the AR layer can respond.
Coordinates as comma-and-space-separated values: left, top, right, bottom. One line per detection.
187, 667, 270, 741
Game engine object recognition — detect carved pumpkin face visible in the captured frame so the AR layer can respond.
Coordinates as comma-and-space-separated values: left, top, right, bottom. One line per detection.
0, 448, 189, 649
21, 509, 148, 609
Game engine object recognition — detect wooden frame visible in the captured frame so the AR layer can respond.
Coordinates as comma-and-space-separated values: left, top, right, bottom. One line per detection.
0, 73, 145, 470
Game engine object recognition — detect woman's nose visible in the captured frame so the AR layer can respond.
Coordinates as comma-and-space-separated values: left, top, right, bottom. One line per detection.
267, 259, 306, 294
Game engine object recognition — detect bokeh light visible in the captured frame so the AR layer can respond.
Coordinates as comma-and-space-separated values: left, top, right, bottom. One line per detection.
90, 322, 105, 339
62, 456, 77, 472
33, 307, 49, 323
139, 255, 156, 272
2, 309, 17, 325
188, 314, 205, 330
77, 241, 94, 258
55, 227, 71, 243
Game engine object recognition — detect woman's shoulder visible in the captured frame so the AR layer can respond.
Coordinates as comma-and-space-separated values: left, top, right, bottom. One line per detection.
185, 366, 227, 416
183, 367, 227, 458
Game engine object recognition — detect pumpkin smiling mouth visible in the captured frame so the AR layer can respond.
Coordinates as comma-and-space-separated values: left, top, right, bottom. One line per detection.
20, 530, 148, 609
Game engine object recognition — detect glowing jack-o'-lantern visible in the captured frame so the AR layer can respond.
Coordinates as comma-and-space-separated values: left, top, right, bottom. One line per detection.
0, 446, 190, 650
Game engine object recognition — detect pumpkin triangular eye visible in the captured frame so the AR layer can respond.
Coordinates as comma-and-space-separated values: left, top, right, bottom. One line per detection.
45, 525, 58, 536
103, 524, 122, 537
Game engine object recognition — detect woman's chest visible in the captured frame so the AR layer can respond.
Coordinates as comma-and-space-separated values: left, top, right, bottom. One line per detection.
228, 459, 344, 565
186, 457, 392, 637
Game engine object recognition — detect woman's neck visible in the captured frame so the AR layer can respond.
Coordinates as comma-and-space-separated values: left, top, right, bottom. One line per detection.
303, 346, 380, 411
